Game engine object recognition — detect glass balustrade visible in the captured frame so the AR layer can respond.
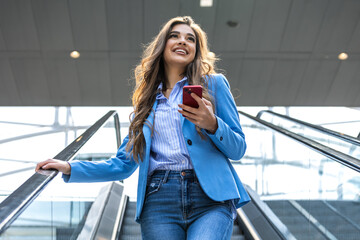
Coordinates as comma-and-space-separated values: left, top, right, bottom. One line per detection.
259, 111, 360, 160
234, 112, 360, 240
0, 113, 123, 240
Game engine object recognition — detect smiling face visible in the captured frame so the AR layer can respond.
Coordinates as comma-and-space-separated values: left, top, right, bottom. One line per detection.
163, 24, 197, 72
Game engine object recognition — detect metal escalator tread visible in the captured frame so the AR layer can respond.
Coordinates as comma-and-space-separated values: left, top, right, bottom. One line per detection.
119, 202, 245, 240
119, 202, 141, 240
232, 222, 246, 240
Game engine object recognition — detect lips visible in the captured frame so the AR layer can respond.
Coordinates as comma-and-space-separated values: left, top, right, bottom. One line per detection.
174, 48, 188, 55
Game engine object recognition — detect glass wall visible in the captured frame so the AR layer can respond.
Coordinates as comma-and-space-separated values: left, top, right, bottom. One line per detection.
258, 110, 360, 160
236, 111, 360, 240
0, 109, 125, 239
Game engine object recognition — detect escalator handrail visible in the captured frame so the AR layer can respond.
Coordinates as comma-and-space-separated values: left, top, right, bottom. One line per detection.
239, 110, 360, 172
0, 111, 120, 235
257, 110, 360, 147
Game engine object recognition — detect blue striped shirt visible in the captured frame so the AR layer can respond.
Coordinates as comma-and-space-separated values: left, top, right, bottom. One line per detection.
148, 77, 193, 174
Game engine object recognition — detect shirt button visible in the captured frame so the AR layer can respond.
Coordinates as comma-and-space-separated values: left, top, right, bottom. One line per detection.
220, 137, 223, 141
187, 139, 192, 145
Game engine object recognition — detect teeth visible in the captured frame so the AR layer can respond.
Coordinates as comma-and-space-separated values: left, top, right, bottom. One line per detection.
175, 49, 187, 54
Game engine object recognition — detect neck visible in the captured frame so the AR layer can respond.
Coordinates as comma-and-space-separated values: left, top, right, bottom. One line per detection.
164, 64, 185, 89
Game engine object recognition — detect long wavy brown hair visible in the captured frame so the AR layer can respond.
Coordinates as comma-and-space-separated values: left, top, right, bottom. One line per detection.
126, 16, 217, 163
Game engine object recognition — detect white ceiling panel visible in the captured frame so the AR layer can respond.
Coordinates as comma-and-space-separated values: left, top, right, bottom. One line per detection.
143, 0, 180, 43
353, 89, 360, 106
43, 54, 82, 106
215, 55, 244, 104
180, 0, 217, 45
31, 0, 74, 50
9, 56, 50, 105
1, 0, 360, 106
76, 53, 112, 105
295, 60, 340, 105
238, 59, 276, 106
247, 0, 291, 51
109, 52, 140, 106
0, 28, 6, 50
69, 0, 108, 50
314, 0, 360, 53
348, 19, 360, 53
281, 0, 328, 52
0, 1, 40, 50
106, 0, 143, 51
212, 0, 254, 51
326, 61, 360, 106
0, 58, 21, 105
265, 60, 308, 106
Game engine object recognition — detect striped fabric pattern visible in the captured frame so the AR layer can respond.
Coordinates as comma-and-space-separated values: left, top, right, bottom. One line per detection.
148, 77, 194, 174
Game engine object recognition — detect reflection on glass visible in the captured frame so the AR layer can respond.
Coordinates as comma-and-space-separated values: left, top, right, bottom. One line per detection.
259, 111, 360, 160
235, 112, 360, 240
0, 114, 124, 239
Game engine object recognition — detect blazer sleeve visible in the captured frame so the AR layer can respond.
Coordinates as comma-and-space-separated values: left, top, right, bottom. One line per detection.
62, 134, 138, 183
204, 74, 246, 160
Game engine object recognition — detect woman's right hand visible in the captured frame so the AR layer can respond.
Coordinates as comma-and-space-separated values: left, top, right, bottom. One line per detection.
35, 159, 71, 175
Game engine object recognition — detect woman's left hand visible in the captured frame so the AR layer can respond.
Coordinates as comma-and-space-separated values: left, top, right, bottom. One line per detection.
178, 93, 218, 134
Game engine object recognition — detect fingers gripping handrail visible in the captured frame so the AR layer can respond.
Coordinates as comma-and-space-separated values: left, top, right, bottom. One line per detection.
0, 111, 120, 234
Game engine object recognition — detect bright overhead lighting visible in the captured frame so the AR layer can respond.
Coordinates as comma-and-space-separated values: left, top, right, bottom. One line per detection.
200, 0, 213, 7
70, 51, 80, 59
338, 52, 348, 60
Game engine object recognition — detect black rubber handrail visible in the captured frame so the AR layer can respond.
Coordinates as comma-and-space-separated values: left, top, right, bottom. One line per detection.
239, 110, 360, 173
257, 110, 360, 147
0, 111, 121, 235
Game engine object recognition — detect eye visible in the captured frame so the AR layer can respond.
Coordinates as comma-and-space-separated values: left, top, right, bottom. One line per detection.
187, 36, 195, 42
169, 33, 178, 39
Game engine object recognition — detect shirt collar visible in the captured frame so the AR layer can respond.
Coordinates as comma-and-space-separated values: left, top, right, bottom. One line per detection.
156, 76, 188, 99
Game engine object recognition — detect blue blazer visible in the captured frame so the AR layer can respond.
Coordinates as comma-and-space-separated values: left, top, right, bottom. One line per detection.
63, 74, 250, 222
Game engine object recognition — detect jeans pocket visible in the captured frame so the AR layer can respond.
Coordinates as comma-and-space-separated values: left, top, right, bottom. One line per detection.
145, 179, 163, 198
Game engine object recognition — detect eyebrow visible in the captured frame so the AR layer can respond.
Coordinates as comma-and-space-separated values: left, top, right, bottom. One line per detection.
169, 31, 196, 39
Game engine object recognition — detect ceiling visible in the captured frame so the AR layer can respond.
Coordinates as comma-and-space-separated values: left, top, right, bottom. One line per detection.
0, 0, 359, 107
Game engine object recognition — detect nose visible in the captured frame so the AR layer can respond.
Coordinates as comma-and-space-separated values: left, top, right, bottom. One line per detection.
178, 37, 186, 45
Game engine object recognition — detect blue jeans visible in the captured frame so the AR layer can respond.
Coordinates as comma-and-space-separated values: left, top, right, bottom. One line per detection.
140, 170, 234, 240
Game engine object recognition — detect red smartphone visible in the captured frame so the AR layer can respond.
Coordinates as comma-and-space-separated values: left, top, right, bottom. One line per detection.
183, 85, 202, 108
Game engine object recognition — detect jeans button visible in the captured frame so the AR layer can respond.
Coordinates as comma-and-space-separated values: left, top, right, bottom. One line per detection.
181, 171, 186, 176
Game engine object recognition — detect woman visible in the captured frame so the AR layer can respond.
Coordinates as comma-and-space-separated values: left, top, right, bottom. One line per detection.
36, 16, 250, 240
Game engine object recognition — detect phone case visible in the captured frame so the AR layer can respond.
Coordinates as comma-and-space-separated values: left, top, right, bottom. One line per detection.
183, 85, 202, 108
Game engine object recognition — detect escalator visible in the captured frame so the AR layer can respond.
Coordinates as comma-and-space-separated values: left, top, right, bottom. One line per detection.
236, 110, 360, 240
257, 110, 360, 160
1, 110, 359, 239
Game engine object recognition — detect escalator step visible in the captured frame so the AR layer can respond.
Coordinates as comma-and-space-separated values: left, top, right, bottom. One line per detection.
120, 235, 142, 240
232, 225, 241, 235
231, 236, 245, 240
123, 215, 137, 225
121, 225, 141, 235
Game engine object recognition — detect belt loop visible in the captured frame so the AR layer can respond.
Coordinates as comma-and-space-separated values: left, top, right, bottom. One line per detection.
163, 170, 170, 183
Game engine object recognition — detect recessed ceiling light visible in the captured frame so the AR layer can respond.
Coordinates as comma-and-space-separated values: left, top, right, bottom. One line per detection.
70, 51, 80, 59
200, 0, 213, 7
338, 52, 348, 60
